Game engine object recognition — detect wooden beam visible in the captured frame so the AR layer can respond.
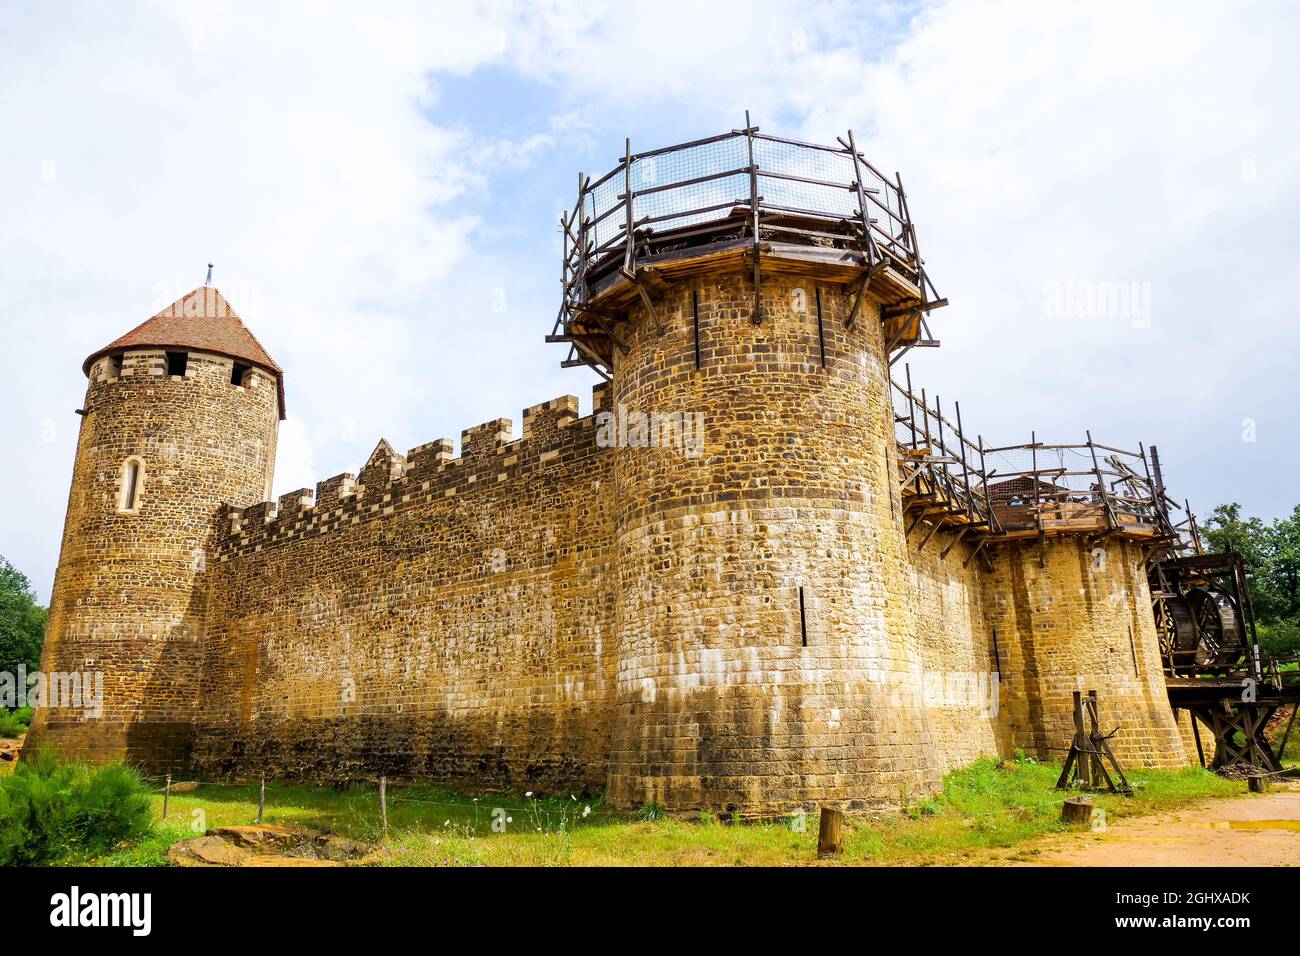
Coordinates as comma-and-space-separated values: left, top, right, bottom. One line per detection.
881, 297, 948, 320
916, 517, 943, 552
939, 525, 971, 559
634, 281, 665, 336
844, 259, 888, 330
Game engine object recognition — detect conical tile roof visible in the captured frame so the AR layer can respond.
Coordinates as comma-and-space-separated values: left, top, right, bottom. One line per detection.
84, 286, 285, 418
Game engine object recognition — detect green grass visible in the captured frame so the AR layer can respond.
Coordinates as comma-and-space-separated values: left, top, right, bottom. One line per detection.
81, 756, 1244, 867
0, 707, 33, 738
1271, 718, 1300, 764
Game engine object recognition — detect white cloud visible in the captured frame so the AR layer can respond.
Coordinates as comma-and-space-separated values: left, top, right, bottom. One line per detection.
0, 2, 559, 599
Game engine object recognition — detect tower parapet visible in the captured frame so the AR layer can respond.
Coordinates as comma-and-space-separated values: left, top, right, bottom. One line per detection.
552, 120, 947, 379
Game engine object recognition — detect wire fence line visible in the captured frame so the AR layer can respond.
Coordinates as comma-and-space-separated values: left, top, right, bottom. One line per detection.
142, 772, 613, 832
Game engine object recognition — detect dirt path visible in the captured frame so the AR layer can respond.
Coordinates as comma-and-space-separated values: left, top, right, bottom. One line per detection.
986, 782, 1300, 867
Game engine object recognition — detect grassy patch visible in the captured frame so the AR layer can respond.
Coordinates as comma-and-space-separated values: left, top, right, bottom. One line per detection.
0, 707, 32, 738
1271, 717, 1300, 765
365, 758, 1242, 867
836, 757, 1240, 865
78, 756, 1244, 867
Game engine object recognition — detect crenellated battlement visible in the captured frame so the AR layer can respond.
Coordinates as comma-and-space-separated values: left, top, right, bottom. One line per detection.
86, 348, 278, 406
214, 385, 611, 560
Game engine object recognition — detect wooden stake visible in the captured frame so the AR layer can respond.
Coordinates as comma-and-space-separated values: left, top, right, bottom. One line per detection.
379, 775, 389, 837
1074, 690, 1090, 787
1061, 796, 1092, 824
1190, 711, 1206, 768
162, 774, 171, 821
744, 110, 762, 324
257, 776, 266, 824
816, 806, 844, 857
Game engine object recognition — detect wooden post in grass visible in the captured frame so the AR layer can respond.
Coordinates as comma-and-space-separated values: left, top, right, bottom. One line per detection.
379, 775, 389, 836
162, 774, 171, 821
1061, 796, 1092, 824
817, 806, 844, 857
1248, 773, 1268, 793
257, 776, 266, 823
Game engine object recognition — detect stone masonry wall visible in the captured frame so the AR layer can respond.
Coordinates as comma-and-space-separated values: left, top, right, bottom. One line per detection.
34, 275, 1192, 812
984, 536, 1187, 769
905, 535, 1008, 773
191, 395, 617, 795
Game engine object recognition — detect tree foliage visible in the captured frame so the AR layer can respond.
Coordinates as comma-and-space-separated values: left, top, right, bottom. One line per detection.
0, 556, 46, 680
1202, 503, 1300, 654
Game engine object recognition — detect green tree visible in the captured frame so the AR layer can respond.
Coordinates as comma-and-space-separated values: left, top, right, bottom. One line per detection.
1201, 502, 1268, 565
1268, 505, 1300, 622
1201, 503, 1300, 654
0, 557, 46, 681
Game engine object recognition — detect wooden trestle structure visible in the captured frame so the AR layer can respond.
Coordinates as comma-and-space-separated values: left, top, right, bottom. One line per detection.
1166, 663, 1300, 772
889, 362, 1173, 573
1156, 551, 1300, 773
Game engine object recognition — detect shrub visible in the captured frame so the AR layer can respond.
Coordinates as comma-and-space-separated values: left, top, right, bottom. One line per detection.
0, 707, 32, 737
1260, 621, 1300, 658
0, 748, 153, 865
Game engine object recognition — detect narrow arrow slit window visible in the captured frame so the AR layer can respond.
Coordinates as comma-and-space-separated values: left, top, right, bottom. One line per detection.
119, 457, 143, 513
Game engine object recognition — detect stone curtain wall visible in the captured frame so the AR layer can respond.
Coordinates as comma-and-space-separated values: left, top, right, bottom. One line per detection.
983, 537, 1186, 769
191, 396, 617, 794
26, 349, 279, 770
181, 273, 1185, 814
906, 542, 1009, 773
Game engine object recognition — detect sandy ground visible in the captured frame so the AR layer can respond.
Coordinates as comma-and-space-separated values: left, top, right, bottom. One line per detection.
0, 736, 20, 769
982, 781, 1300, 866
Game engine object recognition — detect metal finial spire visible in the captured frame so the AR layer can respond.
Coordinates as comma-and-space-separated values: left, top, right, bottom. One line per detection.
205, 263, 214, 286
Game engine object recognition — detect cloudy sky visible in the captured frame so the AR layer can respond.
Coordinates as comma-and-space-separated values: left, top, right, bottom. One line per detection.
2, 0, 1297, 602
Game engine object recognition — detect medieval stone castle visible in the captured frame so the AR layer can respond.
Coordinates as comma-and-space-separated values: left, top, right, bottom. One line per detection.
28, 128, 1189, 815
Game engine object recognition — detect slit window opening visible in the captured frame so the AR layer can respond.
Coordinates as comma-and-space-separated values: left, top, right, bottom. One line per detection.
120, 459, 142, 512
166, 351, 188, 376
231, 362, 251, 386
798, 586, 808, 647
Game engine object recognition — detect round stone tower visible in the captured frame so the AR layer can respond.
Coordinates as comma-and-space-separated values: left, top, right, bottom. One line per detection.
25, 282, 282, 771
556, 126, 947, 815
605, 274, 944, 815
985, 536, 1187, 769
